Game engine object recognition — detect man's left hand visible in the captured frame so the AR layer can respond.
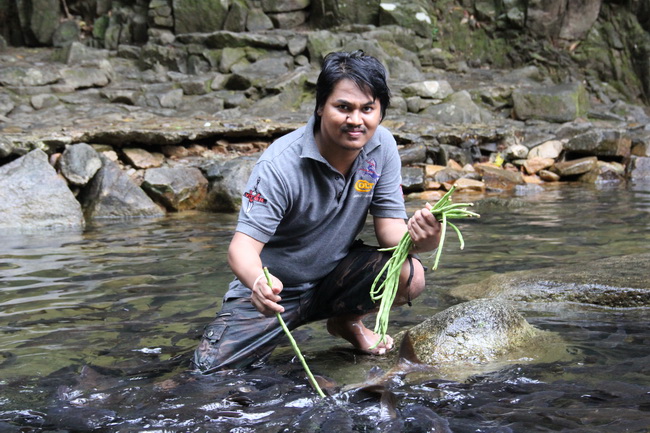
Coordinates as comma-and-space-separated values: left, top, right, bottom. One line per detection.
407, 203, 442, 253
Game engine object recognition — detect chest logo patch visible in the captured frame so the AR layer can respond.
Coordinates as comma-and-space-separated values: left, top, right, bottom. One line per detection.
355, 158, 380, 193
355, 179, 374, 192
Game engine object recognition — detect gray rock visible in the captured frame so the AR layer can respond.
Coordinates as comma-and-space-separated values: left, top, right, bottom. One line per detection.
0, 136, 13, 158
261, 0, 311, 13
30, 94, 59, 110
306, 30, 344, 64
401, 166, 424, 192
431, 167, 465, 184
0, 149, 84, 231
451, 253, 650, 308
100, 89, 139, 105
140, 43, 188, 73
177, 76, 211, 95
142, 88, 184, 109
173, 0, 229, 33
627, 156, 650, 181
310, 0, 381, 28
504, 143, 529, 160
122, 148, 165, 169
631, 136, 650, 157
193, 30, 288, 50
57, 41, 110, 65
438, 143, 477, 166
52, 20, 80, 48
287, 34, 308, 56
0, 66, 60, 87
402, 80, 454, 99
0, 92, 15, 115
231, 54, 294, 89
422, 91, 486, 124
512, 82, 590, 122
398, 143, 427, 166
224, 0, 250, 33
378, 0, 437, 40
528, 140, 563, 159
247, 8, 275, 31
202, 155, 259, 212
79, 155, 165, 219
60, 64, 112, 89
268, 10, 310, 29
59, 143, 102, 186
552, 156, 598, 177
142, 166, 209, 211
579, 161, 626, 184
564, 129, 631, 158
475, 164, 525, 190
24, 0, 60, 45
400, 299, 562, 366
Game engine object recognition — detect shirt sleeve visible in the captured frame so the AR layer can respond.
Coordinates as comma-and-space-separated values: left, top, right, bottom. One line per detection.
235, 160, 289, 244
369, 129, 408, 219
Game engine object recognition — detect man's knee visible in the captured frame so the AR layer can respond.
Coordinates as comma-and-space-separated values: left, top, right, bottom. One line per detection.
395, 257, 425, 305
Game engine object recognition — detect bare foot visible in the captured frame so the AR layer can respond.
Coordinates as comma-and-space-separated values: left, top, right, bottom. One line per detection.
326, 317, 394, 355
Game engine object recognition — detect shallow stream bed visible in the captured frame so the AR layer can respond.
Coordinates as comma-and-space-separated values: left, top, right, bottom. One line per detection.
1, 182, 649, 432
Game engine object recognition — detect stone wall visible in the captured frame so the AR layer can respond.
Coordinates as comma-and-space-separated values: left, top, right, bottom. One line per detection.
1, 1, 650, 103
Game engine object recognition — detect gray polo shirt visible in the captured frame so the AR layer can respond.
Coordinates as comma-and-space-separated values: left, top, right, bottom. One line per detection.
231, 115, 407, 290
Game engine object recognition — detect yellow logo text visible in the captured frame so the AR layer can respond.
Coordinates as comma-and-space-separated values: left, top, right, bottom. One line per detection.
355, 180, 375, 192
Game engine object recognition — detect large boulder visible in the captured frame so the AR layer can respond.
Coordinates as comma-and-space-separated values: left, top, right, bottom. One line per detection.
0, 149, 84, 231
18, 0, 60, 45
512, 82, 590, 123
396, 299, 566, 379
78, 155, 166, 220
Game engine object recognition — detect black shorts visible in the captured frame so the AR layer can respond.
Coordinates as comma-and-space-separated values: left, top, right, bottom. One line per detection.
192, 240, 412, 373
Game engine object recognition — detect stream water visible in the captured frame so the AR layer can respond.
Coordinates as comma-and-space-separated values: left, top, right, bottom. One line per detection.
1, 182, 649, 432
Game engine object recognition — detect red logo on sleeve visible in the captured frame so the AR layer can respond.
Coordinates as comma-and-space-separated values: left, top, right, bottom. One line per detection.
244, 177, 267, 213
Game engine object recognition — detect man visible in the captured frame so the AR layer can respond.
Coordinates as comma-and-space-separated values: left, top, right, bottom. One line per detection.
193, 51, 441, 373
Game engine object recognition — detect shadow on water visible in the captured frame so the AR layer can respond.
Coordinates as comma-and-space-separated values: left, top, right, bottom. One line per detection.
1, 184, 649, 432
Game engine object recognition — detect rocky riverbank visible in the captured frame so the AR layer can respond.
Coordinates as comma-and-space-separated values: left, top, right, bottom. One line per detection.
1, 15, 650, 231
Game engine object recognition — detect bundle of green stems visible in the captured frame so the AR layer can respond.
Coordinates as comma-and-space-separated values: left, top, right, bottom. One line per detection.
369, 186, 480, 348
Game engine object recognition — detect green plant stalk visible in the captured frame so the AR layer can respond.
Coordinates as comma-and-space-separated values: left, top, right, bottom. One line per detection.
369, 186, 479, 348
264, 267, 326, 398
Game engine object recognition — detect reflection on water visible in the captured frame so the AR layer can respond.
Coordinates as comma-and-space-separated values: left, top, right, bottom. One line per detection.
0, 184, 649, 431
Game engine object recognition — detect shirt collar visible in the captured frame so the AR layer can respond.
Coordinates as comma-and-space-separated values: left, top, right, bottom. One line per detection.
300, 115, 382, 162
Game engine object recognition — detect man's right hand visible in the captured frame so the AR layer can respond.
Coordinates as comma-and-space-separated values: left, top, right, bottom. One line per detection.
251, 270, 285, 316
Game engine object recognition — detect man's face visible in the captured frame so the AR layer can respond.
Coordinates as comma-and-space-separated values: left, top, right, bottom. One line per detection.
316, 78, 382, 154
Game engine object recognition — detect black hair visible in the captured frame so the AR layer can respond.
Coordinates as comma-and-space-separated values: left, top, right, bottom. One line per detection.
314, 50, 391, 126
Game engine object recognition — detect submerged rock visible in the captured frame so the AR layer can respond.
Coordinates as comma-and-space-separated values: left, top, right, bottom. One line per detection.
450, 253, 650, 308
